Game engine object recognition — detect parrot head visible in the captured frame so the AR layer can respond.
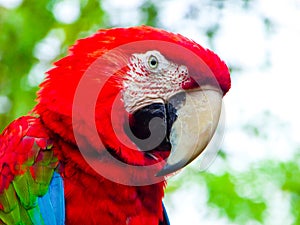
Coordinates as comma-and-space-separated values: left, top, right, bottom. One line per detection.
35, 26, 230, 182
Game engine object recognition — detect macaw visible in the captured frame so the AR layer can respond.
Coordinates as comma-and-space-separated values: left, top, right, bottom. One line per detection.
0, 26, 231, 225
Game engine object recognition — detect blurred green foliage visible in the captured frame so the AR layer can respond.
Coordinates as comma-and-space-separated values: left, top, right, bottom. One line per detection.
166, 156, 300, 224
205, 173, 266, 222
0, 0, 107, 130
0, 0, 299, 224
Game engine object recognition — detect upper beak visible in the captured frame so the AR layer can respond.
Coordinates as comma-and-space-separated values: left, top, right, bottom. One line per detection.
156, 87, 222, 176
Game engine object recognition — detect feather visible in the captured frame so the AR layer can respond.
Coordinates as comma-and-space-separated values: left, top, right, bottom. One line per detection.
159, 202, 170, 225
38, 172, 65, 225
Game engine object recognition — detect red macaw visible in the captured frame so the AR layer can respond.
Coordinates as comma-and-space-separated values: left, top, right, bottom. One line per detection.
0, 26, 230, 225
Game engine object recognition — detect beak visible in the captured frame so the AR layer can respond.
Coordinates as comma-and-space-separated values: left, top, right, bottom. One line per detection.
156, 88, 222, 176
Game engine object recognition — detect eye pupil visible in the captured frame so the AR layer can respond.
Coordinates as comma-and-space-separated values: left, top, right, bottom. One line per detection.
150, 59, 157, 66
148, 55, 158, 68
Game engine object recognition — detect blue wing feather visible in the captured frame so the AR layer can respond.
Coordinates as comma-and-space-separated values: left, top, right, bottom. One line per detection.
38, 192, 57, 225
38, 172, 65, 225
159, 202, 170, 225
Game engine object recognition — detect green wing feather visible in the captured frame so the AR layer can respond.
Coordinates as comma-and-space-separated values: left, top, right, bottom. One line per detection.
0, 116, 58, 225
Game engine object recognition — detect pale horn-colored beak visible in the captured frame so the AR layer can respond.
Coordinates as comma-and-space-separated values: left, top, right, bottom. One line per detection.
156, 87, 222, 176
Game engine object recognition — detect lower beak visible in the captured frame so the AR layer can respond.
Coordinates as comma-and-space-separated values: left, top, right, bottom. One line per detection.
156, 88, 222, 176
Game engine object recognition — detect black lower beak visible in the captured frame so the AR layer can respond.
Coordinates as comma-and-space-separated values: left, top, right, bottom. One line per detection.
125, 102, 178, 152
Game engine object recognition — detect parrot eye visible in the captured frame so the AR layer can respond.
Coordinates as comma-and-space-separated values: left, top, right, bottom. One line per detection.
148, 55, 159, 69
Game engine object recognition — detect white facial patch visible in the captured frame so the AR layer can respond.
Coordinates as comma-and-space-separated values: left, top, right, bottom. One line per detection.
122, 50, 189, 113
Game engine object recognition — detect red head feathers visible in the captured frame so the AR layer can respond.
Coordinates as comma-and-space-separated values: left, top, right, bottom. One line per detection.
34, 26, 231, 181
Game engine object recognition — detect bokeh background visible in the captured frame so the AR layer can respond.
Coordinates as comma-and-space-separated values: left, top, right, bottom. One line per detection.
1, 0, 300, 224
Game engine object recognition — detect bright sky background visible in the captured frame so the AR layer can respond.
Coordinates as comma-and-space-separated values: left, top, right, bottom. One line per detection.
1, 0, 299, 224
